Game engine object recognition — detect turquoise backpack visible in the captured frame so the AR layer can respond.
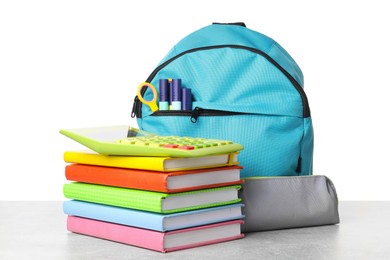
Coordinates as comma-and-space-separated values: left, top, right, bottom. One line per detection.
132, 22, 313, 178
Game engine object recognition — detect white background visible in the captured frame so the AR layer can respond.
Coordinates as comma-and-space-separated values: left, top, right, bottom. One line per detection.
1, 0, 389, 201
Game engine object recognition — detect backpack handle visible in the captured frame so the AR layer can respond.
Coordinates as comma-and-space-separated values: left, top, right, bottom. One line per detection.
212, 22, 246, 27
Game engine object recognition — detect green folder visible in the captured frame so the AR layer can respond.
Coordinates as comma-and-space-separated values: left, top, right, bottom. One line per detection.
63, 182, 241, 214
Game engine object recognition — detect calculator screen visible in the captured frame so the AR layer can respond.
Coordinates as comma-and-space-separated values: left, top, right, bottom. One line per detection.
64, 126, 154, 142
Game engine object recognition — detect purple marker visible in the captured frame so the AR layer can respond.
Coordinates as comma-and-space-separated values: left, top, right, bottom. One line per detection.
159, 79, 169, 110
182, 88, 192, 110
171, 79, 182, 110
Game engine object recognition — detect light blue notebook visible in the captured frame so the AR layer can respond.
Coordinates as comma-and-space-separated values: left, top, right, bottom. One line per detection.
63, 200, 244, 232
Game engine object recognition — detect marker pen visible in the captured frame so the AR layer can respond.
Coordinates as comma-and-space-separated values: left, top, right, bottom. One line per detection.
158, 79, 169, 110
168, 78, 173, 110
182, 88, 192, 110
171, 79, 182, 110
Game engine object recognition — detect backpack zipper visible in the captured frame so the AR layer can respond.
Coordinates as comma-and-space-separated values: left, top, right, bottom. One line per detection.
190, 107, 247, 123
132, 44, 310, 118
151, 107, 250, 123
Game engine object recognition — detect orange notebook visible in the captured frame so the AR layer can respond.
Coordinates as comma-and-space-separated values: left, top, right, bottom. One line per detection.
65, 164, 243, 193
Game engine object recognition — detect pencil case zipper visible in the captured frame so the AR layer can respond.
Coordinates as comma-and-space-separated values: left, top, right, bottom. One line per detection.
131, 44, 310, 119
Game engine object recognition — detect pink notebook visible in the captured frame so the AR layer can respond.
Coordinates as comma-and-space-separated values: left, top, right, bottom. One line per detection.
67, 216, 244, 253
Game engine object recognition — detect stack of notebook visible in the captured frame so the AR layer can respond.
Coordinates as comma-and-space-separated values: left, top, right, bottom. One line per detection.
62, 149, 245, 253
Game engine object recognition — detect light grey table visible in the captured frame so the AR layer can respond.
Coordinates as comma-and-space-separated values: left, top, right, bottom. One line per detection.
0, 201, 389, 259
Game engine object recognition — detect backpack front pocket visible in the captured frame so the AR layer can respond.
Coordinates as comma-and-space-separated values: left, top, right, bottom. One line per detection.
138, 109, 305, 178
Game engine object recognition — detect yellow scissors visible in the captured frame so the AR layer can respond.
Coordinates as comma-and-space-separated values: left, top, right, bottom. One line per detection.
137, 82, 159, 112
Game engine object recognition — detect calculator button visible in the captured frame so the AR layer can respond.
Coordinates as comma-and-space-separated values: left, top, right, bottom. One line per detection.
178, 145, 195, 150
163, 144, 179, 148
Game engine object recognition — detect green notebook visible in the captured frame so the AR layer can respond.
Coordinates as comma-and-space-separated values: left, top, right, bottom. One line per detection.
63, 182, 241, 214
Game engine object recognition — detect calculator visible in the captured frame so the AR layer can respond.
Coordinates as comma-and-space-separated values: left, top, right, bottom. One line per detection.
60, 125, 243, 157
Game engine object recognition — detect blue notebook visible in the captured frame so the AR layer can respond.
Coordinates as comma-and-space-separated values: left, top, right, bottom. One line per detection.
63, 200, 244, 232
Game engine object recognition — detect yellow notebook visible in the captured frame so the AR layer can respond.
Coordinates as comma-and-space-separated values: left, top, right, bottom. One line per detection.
64, 150, 240, 172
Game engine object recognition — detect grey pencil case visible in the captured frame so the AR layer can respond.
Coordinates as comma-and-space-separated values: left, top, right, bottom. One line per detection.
239, 175, 339, 232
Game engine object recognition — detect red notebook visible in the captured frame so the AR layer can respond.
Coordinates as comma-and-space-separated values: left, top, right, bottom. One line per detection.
65, 164, 243, 193
67, 216, 244, 253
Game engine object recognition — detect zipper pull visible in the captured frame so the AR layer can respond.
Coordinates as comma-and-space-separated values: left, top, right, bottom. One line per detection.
131, 96, 141, 118
190, 107, 202, 123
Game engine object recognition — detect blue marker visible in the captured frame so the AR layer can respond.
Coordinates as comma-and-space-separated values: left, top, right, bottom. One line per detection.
159, 79, 169, 110
171, 79, 182, 110
182, 88, 192, 110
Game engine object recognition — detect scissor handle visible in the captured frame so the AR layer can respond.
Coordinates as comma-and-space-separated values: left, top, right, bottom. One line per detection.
137, 82, 159, 112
